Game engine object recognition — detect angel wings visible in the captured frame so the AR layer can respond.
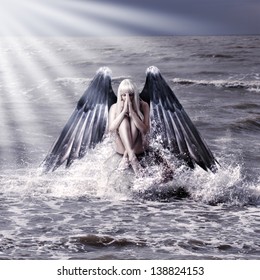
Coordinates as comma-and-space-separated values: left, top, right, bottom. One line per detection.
41, 66, 218, 173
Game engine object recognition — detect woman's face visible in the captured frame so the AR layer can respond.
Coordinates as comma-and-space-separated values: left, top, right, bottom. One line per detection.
121, 91, 134, 102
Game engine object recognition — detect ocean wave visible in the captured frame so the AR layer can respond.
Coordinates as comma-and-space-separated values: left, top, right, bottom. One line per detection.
191, 53, 234, 59
55, 77, 92, 87
230, 116, 260, 132
230, 103, 260, 110
172, 78, 260, 92
55, 75, 131, 87
72, 234, 146, 248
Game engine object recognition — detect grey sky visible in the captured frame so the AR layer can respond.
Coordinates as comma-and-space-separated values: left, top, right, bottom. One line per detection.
95, 0, 260, 35
0, 0, 259, 36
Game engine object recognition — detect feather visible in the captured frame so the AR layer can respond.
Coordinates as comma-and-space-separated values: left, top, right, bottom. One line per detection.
41, 67, 116, 172
140, 66, 218, 172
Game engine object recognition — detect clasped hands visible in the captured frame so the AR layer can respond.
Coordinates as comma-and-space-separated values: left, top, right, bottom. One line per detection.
121, 93, 134, 117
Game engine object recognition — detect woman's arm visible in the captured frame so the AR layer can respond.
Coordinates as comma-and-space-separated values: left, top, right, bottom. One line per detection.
128, 98, 150, 135
108, 102, 128, 132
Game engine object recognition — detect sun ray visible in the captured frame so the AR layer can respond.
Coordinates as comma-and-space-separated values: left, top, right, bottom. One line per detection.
0, 56, 17, 166
0, 39, 40, 166
0, 1, 115, 86
0, 1, 139, 97
0, 1, 102, 74
0, 14, 83, 105
0, 0, 211, 37
0, 25, 74, 166
19, 0, 130, 36
49, 0, 210, 35
0, 0, 193, 169
0, 3, 118, 168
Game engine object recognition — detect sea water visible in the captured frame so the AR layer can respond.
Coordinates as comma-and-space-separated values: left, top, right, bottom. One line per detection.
0, 36, 259, 259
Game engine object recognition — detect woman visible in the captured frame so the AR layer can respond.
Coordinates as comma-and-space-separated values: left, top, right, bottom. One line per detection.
108, 79, 150, 175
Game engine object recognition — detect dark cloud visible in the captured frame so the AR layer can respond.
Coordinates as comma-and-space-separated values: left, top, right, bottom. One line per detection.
95, 0, 260, 35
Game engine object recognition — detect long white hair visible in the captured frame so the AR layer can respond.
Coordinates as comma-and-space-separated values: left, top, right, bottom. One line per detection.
116, 79, 144, 120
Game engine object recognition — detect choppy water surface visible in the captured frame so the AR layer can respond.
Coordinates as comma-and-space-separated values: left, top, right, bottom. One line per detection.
0, 36, 259, 259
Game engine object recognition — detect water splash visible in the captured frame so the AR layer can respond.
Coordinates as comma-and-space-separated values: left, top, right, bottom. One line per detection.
0, 140, 259, 206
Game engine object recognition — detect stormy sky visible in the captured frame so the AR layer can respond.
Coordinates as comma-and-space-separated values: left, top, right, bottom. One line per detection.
0, 0, 259, 36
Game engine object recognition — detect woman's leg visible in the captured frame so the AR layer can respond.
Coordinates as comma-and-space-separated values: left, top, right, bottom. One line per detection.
117, 117, 142, 174
130, 118, 139, 147
118, 150, 129, 170
118, 117, 135, 160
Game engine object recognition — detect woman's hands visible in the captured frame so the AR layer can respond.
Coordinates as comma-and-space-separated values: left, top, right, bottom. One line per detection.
109, 93, 133, 132
121, 93, 134, 117
127, 94, 134, 117
122, 95, 129, 116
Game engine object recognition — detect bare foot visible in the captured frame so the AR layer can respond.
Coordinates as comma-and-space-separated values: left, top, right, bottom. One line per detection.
118, 155, 129, 170
129, 154, 144, 176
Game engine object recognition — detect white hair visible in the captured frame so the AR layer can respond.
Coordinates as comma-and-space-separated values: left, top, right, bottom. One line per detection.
117, 79, 143, 121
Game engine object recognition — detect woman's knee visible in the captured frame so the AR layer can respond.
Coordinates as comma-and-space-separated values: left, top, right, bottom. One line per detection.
119, 117, 130, 132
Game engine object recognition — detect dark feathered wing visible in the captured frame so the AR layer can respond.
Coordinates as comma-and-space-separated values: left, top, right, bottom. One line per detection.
41, 67, 117, 172
140, 66, 218, 172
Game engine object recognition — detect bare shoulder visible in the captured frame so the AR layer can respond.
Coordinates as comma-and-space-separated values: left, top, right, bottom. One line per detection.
109, 103, 117, 113
140, 100, 149, 112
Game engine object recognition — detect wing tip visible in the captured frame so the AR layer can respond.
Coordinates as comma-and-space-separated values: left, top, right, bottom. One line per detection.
146, 66, 160, 75
97, 66, 112, 77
